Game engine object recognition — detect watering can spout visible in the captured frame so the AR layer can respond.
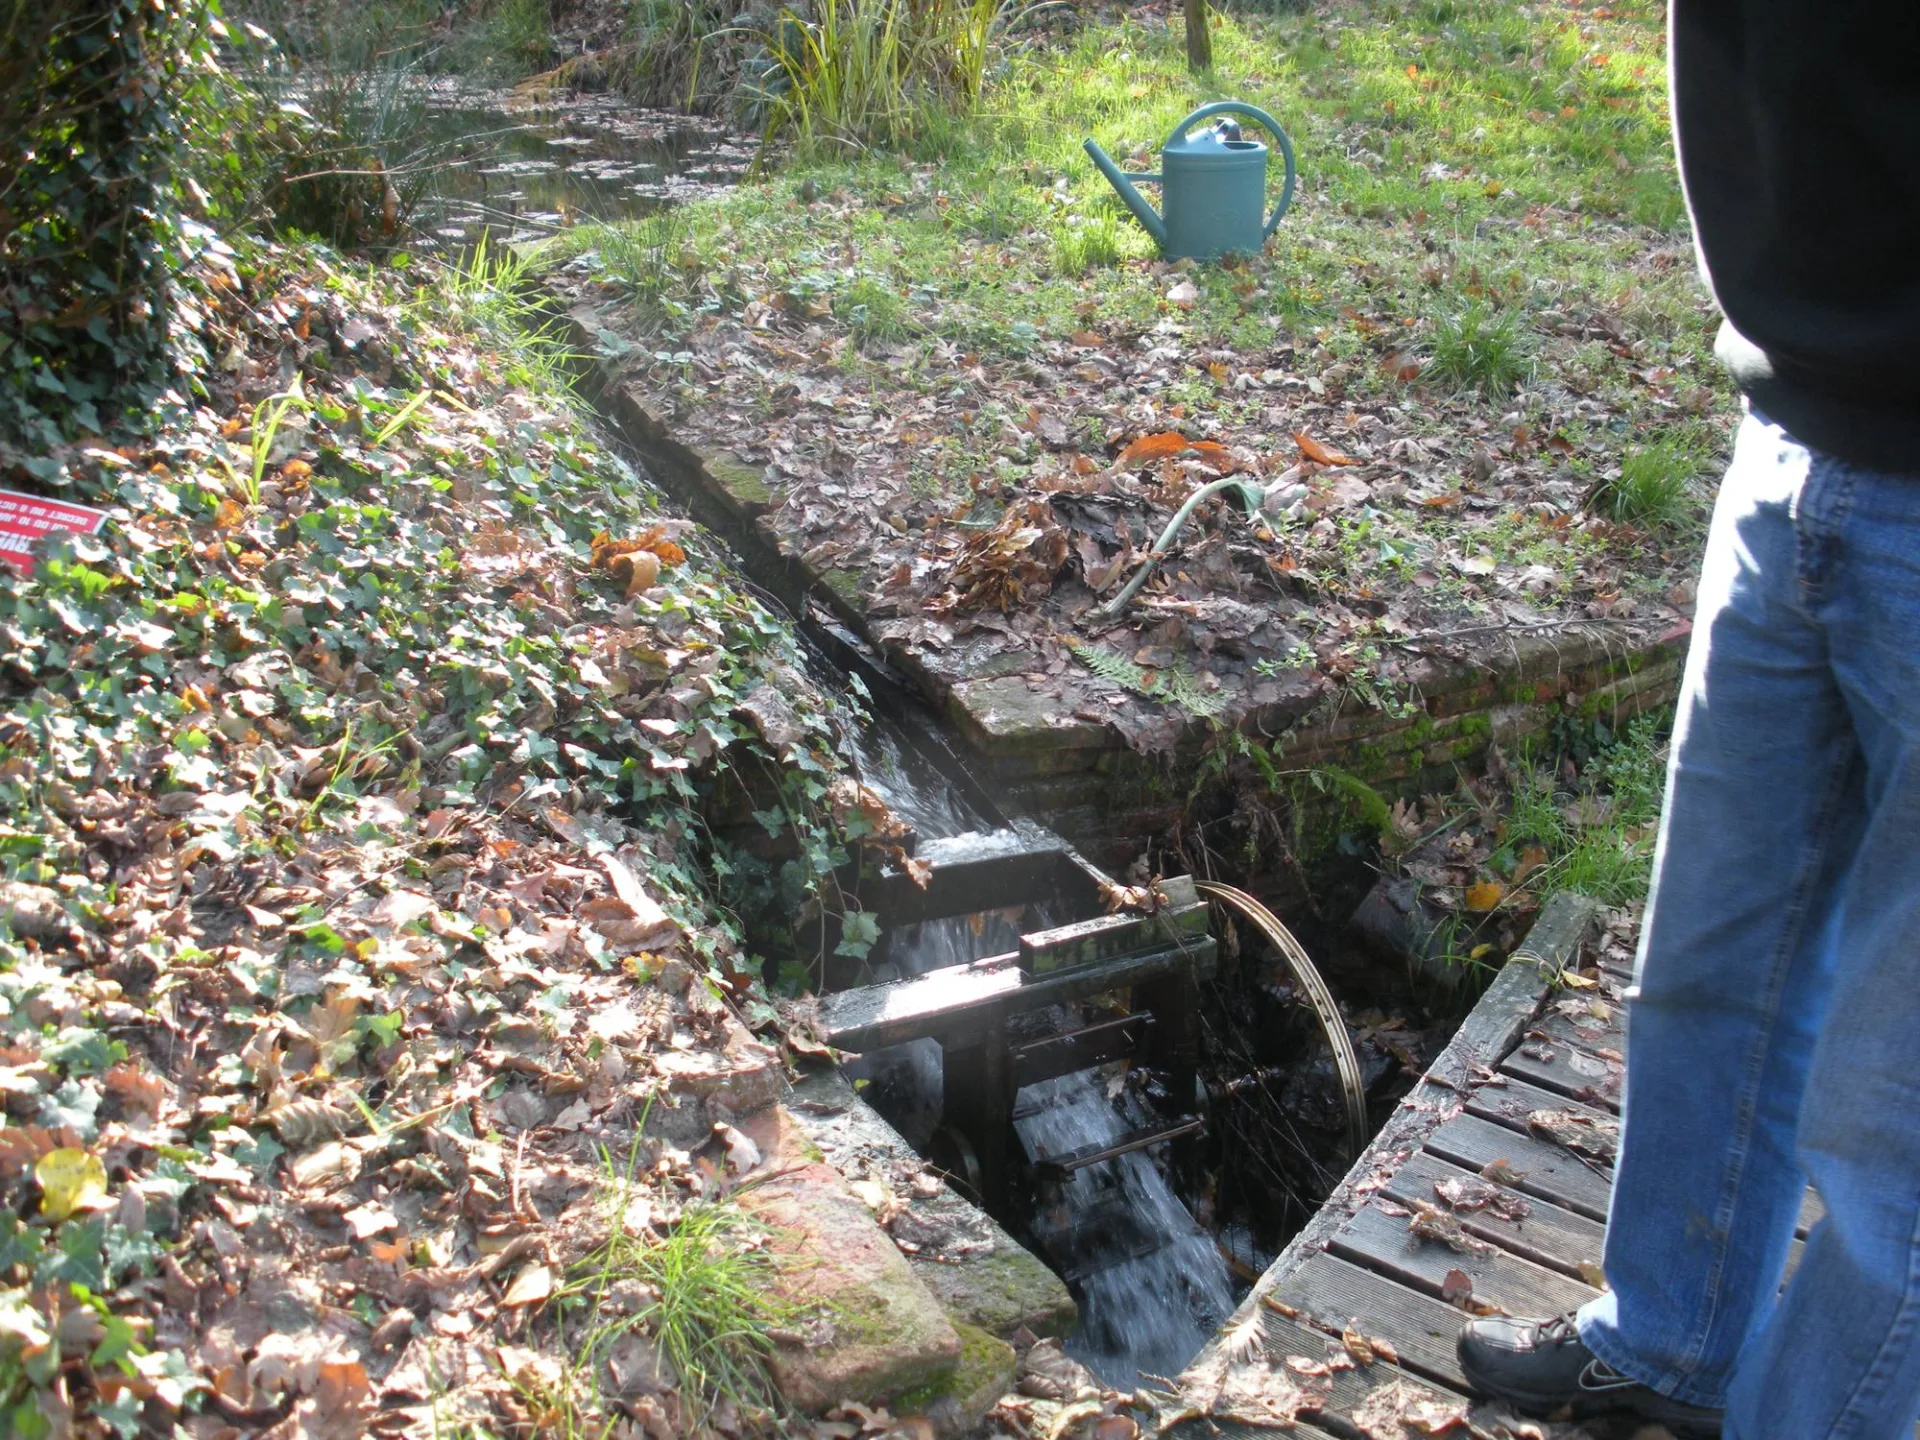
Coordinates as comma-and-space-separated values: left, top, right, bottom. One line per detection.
1082, 138, 1166, 250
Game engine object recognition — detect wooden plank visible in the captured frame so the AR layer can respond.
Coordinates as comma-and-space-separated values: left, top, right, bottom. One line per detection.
1499, 1013, 1625, 1111
867, 827, 1075, 928
1019, 889, 1209, 974
1162, 1311, 1473, 1440
1327, 1201, 1599, 1317
1380, 1149, 1605, 1282
1424, 1112, 1613, 1222
1011, 1013, 1152, 1089
1269, 1253, 1475, 1390
815, 937, 1216, 1052
1465, 1074, 1614, 1135
1175, 896, 1598, 1422
1800, 1187, 1825, 1239
1470, 1079, 1827, 1244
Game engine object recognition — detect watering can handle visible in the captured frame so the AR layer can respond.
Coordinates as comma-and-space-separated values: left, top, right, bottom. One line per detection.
1165, 101, 1298, 239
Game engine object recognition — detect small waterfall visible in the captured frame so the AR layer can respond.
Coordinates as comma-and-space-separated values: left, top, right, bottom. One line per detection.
837, 703, 1230, 1387
1016, 1071, 1234, 1388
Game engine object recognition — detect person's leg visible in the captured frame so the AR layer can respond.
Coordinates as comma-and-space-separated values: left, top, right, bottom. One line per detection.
1573, 414, 1865, 1406
1461, 413, 1868, 1431
1719, 454, 1920, 1440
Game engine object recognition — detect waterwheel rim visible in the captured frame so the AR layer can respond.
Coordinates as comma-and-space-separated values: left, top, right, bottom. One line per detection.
1195, 881, 1369, 1160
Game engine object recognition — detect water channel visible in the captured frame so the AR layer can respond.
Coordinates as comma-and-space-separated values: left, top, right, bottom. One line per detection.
403, 82, 1340, 1391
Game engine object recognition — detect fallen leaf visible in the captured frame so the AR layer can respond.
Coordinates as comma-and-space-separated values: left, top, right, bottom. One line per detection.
1294, 431, 1360, 466
36, 1147, 108, 1221
344, 1200, 398, 1239
1440, 1268, 1475, 1307
1166, 278, 1199, 308
1114, 432, 1192, 468
501, 1263, 553, 1308
1464, 880, 1506, 912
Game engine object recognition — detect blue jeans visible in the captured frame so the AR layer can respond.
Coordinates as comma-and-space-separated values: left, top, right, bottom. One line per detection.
1575, 411, 1920, 1438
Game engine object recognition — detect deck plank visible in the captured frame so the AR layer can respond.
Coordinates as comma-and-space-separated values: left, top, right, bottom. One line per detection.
1423, 1111, 1615, 1221
1379, 1149, 1607, 1281
1270, 1252, 1478, 1391
1327, 1201, 1601, 1317
1499, 1011, 1626, 1110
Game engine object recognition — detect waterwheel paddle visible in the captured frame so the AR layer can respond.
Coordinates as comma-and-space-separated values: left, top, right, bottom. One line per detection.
1195, 882, 1369, 1159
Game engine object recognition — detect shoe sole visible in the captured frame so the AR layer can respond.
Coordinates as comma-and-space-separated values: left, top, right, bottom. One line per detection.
1458, 1360, 1723, 1438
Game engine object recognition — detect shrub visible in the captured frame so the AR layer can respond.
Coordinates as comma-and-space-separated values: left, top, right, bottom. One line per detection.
1, 0, 212, 458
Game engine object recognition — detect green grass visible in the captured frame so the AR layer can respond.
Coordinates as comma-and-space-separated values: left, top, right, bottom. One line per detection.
559, 1179, 794, 1429
549, 0, 1722, 613
1596, 438, 1699, 526
1501, 711, 1670, 906
1052, 214, 1125, 276
752, 0, 1005, 153
565, 0, 1697, 365
1427, 299, 1532, 395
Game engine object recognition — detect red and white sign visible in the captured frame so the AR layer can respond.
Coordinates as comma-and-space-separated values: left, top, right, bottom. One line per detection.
0, 488, 108, 572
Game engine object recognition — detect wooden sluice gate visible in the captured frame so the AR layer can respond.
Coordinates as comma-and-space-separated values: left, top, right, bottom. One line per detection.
812, 816, 1218, 1211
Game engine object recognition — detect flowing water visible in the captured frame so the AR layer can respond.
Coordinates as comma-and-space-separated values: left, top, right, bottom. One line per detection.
1017, 1071, 1236, 1386
837, 702, 1232, 1385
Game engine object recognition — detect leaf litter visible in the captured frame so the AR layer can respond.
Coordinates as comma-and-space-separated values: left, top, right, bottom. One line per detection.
0, 243, 893, 1437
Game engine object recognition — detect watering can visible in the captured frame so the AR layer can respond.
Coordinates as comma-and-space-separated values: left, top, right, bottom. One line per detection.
1083, 101, 1297, 262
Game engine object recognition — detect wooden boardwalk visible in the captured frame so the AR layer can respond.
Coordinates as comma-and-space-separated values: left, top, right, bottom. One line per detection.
1168, 894, 1820, 1440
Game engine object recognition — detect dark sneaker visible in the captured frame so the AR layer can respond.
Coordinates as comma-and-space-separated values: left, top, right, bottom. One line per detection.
1457, 1313, 1724, 1437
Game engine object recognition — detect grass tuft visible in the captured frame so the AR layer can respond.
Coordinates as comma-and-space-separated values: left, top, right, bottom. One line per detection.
751, 0, 1006, 153
1052, 215, 1122, 276
837, 273, 916, 345
559, 1153, 794, 1430
1595, 439, 1698, 526
1501, 711, 1670, 906
1427, 299, 1532, 395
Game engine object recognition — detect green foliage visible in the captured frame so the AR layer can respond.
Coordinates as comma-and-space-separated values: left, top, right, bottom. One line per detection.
836, 273, 915, 346
1052, 215, 1123, 276
1069, 642, 1226, 719
1427, 298, 1532, 395
627, 0, 737, 111
0, 0, 216, 457
1596, 438, 1698, 526
563, 1179, 792, 1426
1500, 710, 1670, 905
479, 0, 555, 74
748, 0, 1006, 153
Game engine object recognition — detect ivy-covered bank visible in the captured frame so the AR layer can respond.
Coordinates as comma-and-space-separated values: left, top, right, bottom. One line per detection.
0, 235, 901, 1435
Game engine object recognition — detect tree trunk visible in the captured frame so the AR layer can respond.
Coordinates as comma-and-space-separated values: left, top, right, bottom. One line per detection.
1184, 0, 1213, 72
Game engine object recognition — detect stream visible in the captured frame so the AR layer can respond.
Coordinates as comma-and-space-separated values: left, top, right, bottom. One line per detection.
415, 82, 1245, 1392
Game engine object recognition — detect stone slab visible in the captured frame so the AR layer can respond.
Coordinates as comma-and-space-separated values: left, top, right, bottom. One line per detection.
734, 1105, 961, 1413
787, 1067, 1077, 1342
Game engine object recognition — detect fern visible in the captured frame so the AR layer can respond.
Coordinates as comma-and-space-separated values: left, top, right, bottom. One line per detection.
1070, 642, 1227, 719
1071, 641, 1149, 691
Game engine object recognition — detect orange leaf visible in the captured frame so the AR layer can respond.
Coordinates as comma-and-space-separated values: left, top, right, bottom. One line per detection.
1294, 431, 1360, 467
592, 527, 686, 570
1464, 880, 1506, 912
280, 458, 312, 483
1187, 439, 1233, 466
1115, 432, 1192, 467
1511, 844, 1549, 885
